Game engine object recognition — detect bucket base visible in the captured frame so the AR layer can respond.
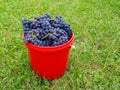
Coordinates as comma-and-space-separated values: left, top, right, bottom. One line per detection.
31, 64, 66, 80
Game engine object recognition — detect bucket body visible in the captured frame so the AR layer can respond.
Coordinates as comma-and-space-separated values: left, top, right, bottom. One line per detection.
24, 33, 74, 80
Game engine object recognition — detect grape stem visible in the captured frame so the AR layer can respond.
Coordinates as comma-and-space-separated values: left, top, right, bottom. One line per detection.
31, 32, 36, 37
41, 33, 50, 40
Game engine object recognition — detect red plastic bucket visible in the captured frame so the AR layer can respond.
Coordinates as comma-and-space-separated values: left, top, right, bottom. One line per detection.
24, 33, 74, 80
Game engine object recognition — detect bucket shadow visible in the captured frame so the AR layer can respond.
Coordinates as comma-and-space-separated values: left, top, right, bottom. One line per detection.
37, 77, 53, 88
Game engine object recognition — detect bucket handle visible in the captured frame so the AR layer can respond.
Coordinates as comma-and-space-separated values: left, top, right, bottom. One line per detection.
71, 45, 75, 49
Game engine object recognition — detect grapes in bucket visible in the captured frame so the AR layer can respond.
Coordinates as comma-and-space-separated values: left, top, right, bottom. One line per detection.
22, 13, 73, 47
22, 13, 74, 80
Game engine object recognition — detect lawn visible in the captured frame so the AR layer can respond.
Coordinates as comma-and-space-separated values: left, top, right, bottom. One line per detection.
0, 0, 120, 89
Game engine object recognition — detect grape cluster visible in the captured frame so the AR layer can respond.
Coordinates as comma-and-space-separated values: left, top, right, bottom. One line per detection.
22, 13, 72, 46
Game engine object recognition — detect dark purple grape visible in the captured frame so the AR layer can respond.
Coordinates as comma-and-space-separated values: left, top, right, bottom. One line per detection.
24, 28, 29, 31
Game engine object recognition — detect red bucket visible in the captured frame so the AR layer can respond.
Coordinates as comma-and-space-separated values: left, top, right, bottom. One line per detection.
24, 33, 74, 80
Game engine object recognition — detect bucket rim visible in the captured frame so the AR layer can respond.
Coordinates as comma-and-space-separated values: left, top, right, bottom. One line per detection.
23, 33, 74, 51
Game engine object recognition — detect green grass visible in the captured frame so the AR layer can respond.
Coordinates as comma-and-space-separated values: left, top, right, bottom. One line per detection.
0, 0, 120, 89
